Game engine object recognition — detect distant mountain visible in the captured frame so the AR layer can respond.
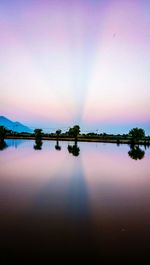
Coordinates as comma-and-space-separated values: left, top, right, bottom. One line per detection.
0, 116, 32, 133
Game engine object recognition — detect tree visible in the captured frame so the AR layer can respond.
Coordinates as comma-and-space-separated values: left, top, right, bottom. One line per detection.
0, 126, 7, 142
56, 129, 61, 139
34, 129, 43, 140
34, 129, 43, 150
68, 125, 80, 143
0, 126, 7, 151
129, 128, 145, 142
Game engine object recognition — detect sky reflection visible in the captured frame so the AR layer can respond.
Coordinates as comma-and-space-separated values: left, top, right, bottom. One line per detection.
0, 140, 149, 217
0, 139, 150, 262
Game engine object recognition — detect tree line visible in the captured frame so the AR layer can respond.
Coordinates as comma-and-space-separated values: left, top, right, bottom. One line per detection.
0, 125, 150, 145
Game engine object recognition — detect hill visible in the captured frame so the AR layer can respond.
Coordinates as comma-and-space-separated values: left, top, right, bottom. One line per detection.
0, 116, 32, 133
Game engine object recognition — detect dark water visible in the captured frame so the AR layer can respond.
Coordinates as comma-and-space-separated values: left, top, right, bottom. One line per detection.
0, 140, 150, 263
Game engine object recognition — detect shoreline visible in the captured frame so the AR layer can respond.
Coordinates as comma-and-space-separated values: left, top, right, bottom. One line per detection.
5, 136, 150, 145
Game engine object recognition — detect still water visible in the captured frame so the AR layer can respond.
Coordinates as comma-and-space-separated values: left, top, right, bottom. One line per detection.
0, 140, 150, 263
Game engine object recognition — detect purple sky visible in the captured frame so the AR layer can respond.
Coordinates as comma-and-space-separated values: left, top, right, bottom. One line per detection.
0, 0, 150, 133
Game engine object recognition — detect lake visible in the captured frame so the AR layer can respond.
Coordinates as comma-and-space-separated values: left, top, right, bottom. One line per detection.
0, 139, 150, 263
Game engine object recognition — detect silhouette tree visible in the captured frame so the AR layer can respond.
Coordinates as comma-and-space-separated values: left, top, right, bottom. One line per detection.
34, 129, 43, 150
0, 126, 7, 142
56, 129, 61, 140
34, 129, 43, 140
129, 128, 145, 143
128, 145, 145, 160
0, 126, 7, 150
68, 125, 80, 144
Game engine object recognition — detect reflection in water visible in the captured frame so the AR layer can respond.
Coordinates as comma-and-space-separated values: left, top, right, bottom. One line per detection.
34, 139, 43, 150
0, 140, 7, 150
116, 142, 120, 147
0, 140, 150, 263
55, 140, 61, 151
128, 145, 145, 160
1, 139, 149, 162
68, 143, 80, 156
6, 139, 26, 148
144, 143, 150, 150
68, 161, 89, 219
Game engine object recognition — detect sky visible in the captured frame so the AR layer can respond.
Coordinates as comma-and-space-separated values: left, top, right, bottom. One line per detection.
0, 0, 150, 134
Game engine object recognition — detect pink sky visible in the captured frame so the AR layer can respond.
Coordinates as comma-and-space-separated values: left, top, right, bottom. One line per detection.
0, 0, 150, 133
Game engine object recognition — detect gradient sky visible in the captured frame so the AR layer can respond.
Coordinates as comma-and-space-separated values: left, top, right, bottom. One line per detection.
0, 0, 150, 133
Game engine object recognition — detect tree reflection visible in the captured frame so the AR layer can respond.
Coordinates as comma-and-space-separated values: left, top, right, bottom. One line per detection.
128, 145, 145, 160
55, 140, 61, 151
34, 139, 43, 150
144, 143, 150, 150
0, 126, 7, 150
0, 140, 7, 151
34, 128, 43, 150
68, 143, 80, 157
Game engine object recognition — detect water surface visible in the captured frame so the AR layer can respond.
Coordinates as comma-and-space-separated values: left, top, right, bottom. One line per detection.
0, 140, 150, 263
